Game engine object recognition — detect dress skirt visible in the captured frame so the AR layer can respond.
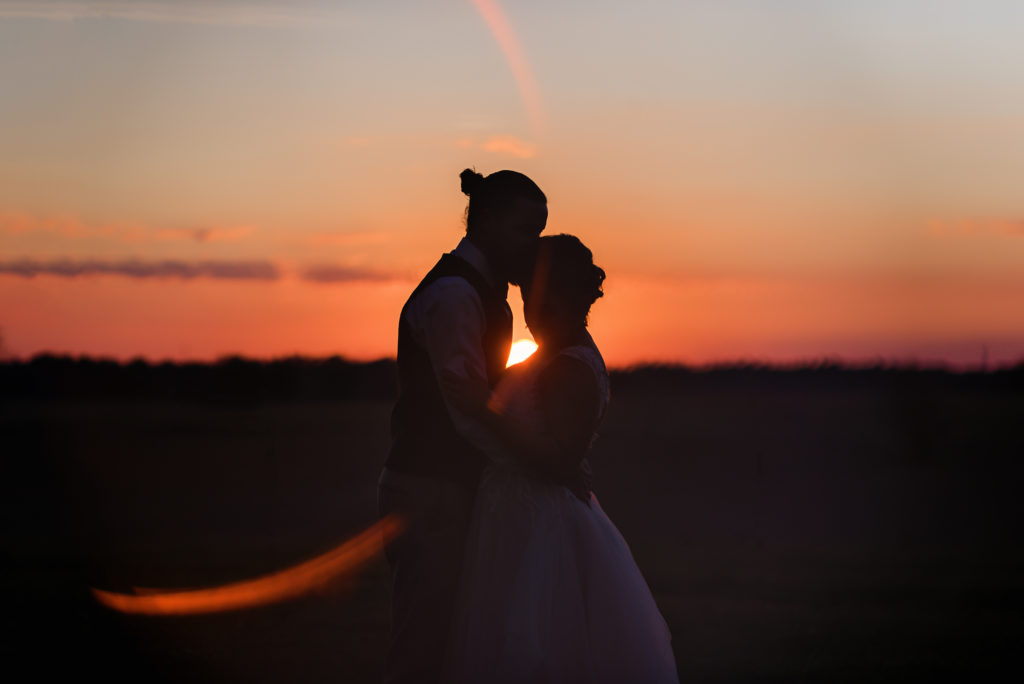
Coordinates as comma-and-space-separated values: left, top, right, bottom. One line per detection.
443, 463, 679, 684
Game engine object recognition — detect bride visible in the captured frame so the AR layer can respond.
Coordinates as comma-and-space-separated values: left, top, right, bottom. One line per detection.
441, 234, 678, 683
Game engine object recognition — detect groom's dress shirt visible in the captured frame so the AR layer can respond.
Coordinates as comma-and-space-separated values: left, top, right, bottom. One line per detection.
400, 238, 511, 462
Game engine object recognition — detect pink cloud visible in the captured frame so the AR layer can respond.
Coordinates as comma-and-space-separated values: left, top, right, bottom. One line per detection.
299, 263, 401, 284
456, 135, 537, 158
0, 211, 124, 238
0, 257, 279, 280
927, 218, 1024, 237
481, 135, 536, 158
303, 232, 391, 247
0, 1, 345, 28
0, 211, 256, 245
154, 225, 255, 243
341, 136, 375, 148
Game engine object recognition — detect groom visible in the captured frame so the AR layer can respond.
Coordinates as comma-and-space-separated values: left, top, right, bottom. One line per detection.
377, 169, 548, 683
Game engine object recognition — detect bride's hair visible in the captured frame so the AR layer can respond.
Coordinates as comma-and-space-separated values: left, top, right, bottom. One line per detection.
536, 234, 605, 326
460, 168, 546, 236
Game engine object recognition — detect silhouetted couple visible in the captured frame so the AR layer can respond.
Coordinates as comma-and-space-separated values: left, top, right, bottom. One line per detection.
378, 169, 678, 683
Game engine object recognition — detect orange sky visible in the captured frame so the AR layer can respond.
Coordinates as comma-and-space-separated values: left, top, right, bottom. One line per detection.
1, 1, 1023, 368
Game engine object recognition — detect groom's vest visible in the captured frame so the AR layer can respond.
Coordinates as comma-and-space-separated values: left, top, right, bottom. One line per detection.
386, 253, 513, 491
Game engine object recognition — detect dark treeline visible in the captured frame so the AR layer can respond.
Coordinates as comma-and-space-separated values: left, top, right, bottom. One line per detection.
0, 355, 398, 403
2, 354, 1022, 402
609, 359, 1024, 395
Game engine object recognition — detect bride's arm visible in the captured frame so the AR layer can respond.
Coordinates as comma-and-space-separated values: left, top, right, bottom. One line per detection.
441, 355, 600, 501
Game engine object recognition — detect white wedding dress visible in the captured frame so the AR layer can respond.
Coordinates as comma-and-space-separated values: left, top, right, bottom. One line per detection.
443, 341, 679, 683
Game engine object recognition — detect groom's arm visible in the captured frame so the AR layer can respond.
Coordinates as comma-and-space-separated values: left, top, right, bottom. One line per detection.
406, 277, 505, 453
444, 354, 598, 504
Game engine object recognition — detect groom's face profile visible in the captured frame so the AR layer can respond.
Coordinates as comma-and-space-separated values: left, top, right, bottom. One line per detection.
487, 197, 547, 285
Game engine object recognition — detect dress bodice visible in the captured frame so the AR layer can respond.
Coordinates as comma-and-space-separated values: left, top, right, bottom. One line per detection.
487, 335, 610, 467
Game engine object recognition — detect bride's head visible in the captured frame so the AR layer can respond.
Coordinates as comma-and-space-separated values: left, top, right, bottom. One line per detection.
523, 234, 605, 346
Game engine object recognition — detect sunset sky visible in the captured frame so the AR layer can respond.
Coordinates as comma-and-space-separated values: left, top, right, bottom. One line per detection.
2, 0, 1023, 367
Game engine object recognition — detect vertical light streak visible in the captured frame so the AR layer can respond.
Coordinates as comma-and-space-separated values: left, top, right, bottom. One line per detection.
468, 0, 545, 134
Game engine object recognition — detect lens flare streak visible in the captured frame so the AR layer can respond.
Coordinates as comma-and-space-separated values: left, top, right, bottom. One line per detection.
469, 0, 544, 133
91, 514, 405, 615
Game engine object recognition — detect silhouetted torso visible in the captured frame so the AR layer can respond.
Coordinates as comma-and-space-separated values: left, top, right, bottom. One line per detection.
386, 253, 512, 492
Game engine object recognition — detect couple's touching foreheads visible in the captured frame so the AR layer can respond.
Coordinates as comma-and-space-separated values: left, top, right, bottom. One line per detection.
378, 169, 678, 683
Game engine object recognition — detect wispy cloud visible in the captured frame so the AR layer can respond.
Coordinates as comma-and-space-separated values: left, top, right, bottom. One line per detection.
481, 135, 536, 158
154, 225, 255, 243
303, 231, 391, 247
1, 211, 255, 245
927, 219, 1024, 237
299, 263, 401, 284
0, 211, 136, 239
456, 134, 537, 159
340, 136, 375, 149
0, 257, 280, 280
0, 1, 346, 27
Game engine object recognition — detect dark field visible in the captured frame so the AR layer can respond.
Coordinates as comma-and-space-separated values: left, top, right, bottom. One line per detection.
4, 362, 1024, 682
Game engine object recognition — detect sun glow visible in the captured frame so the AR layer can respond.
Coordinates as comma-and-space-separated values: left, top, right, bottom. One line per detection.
507, 339, 538, 366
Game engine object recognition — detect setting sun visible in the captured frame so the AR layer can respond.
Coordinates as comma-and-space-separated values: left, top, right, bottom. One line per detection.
506, 339, 538, 367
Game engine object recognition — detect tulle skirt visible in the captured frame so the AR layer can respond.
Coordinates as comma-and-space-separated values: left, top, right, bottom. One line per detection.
443, 464, 679, 683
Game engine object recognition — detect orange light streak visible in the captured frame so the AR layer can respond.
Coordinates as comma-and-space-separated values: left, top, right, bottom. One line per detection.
91, 514, 405, 615
469, 0, 544, 133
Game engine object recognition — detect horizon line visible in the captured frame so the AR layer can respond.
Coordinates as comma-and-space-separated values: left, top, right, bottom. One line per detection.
3, 351, 1021, 374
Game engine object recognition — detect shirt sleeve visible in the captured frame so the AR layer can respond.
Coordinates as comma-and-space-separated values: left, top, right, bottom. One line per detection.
405, 276, 506, 455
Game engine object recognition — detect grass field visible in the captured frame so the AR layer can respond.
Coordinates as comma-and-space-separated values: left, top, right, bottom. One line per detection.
4, 373, 1023, 681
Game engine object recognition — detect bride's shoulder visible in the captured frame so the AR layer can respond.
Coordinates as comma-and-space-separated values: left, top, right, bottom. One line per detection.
557, 336, 607, 381
532, 340, 610, 432
541, 337, 609, 405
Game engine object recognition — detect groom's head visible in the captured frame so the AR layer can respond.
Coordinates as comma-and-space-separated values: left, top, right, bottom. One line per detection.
460, 168, 547, 285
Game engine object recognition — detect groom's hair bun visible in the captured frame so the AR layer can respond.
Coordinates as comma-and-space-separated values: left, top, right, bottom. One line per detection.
460, 168, 546, 236
460, 168, 485, 197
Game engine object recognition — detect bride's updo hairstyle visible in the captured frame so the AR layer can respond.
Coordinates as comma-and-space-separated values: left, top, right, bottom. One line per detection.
460, 168, 546, 237
534, 234, 605, 327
